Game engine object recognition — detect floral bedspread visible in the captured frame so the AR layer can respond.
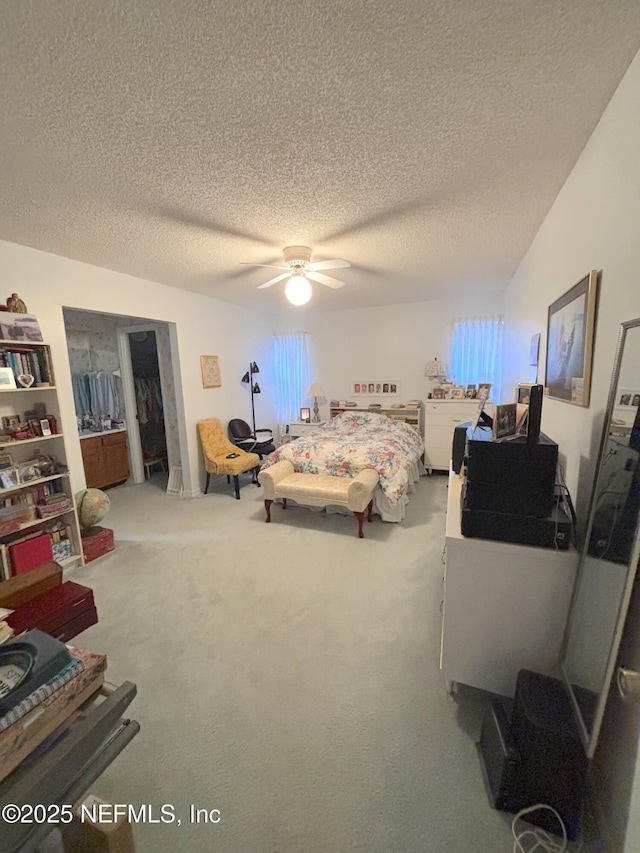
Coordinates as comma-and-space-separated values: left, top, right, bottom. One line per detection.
262, 411, 424, 505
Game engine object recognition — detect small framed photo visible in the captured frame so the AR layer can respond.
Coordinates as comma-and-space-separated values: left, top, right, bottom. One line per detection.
495, 403, 517, 439
0, 368, 16, 390
299, 407, 311, 423
40, 418, 52, 436
465, 384, 477, 398
2, 415, 20, 431
0, 467, 19, 488
450, 386, 465, 399
478, 382, 492, 401
0, 453, 13, 470
28, 419, 42, 437
432, 388, 446, 399
516, 384, 533, 429
200, 355, 221, 388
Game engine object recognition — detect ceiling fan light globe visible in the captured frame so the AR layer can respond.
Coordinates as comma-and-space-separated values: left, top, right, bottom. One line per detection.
285, 276, 312, 305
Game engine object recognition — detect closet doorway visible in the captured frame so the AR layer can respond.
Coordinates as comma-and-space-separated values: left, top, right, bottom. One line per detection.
127, 329, 166, 478
64, 309, 188, 493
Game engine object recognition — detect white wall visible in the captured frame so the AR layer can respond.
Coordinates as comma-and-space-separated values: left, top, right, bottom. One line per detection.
286, 292, 505, 420
0, 240, 277, 496
502, 48, 640, 850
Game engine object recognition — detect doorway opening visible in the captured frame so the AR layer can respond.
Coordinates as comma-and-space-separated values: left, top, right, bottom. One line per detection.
63, 308, 188, 495
128, 329, 167, 478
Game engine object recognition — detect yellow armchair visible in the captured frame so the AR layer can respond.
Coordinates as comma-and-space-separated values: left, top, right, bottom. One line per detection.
197, 418, 261, 499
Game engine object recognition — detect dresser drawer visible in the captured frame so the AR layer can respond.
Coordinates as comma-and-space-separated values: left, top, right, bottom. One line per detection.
426, 412, 476, 428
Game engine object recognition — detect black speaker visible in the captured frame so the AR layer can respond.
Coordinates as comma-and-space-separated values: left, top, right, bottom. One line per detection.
452, 422, 471, 473
477, 698, 520, 811
526, 384, 543, 443
476, 670, 587, 841
511, 671, 587, 840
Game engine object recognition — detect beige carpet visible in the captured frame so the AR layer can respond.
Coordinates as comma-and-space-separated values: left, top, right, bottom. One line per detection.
53, 472, 520, 852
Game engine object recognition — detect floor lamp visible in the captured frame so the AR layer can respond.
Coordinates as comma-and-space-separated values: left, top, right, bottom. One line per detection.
241, 362, 261, 435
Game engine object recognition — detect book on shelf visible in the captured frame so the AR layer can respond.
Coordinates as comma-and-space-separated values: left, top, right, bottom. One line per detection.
0, 655, 85, 732
0, 345, 53, 386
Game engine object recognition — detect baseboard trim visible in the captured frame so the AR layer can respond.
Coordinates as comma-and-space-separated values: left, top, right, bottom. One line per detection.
180, 487, 202, 498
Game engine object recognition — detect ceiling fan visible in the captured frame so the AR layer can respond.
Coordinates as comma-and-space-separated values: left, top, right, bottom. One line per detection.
241, 246, 351, 305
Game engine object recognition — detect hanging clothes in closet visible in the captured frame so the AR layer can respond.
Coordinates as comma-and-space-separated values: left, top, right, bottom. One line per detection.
71, 371, 122, 419
134, 377, 163, 425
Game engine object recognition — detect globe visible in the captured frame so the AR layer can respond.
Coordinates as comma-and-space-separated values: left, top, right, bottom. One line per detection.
76, 488, 111, 533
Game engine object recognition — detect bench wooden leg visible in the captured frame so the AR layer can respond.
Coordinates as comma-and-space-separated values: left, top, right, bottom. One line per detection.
254, 466, 261, 486
367, 499, 373, 522
226, 475, 231, 484
205, 472, 211, 494
282, 498, 287, 510
354, 510, 365, 538
233, 474, 240, 499
265, 499, 272, 522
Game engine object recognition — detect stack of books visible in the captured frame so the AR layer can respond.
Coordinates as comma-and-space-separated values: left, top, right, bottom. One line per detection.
0, 645, 107, 782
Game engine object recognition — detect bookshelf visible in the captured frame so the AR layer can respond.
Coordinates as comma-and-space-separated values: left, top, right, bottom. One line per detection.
0, 339, 83, 580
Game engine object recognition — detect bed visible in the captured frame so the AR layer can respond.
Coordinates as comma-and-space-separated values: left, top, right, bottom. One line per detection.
262, 410, 424, 521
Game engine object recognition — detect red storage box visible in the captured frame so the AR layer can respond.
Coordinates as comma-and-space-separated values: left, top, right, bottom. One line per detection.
9, 533, 54, 575
6, 581, 97, 641
81, 526, 115, 563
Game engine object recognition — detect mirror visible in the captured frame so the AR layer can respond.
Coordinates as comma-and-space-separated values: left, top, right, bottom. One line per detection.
561, 317, 640, 758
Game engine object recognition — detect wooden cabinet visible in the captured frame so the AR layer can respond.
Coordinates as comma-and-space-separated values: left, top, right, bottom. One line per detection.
80, 431, 129, 489
441, 469, 578, 697
424, 399, 495, 472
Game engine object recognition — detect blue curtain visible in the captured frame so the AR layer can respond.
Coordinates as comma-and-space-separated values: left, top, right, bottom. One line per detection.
451, 315, 503, 393
272, 331, 311, 432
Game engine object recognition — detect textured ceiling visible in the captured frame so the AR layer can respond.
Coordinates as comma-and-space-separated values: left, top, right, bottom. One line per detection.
1, 1, 640, 312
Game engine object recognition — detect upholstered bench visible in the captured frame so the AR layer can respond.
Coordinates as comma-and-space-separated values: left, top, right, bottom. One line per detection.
258, 460, 379, 538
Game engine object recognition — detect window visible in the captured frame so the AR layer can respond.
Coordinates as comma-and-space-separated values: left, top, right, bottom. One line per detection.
451, 315, 503, 393
272, 331, 310, 431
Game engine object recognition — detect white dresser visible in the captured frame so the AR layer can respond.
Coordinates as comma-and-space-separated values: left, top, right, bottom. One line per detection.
441, 469, 578, 697
423, 399, 495, 472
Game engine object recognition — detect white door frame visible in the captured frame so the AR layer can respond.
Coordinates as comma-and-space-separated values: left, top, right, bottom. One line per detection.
117, 327, 146, 484
117, 322, 191, 493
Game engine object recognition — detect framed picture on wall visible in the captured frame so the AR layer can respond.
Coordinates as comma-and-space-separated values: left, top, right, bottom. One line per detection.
351, 381, 401, 396
201, 355, 221, 388
545, 270, 599, 406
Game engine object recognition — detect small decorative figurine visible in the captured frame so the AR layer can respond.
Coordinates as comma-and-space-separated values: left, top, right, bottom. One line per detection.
6, 293, 28, 313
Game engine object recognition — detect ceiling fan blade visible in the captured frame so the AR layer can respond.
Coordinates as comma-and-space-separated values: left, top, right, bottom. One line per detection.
257, 272, 291, 289
307, 259, 351, 271
306, 271, 345, 289
241, 263, 289, 270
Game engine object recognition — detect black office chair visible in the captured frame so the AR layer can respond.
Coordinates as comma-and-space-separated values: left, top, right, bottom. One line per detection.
228, 419, 276, 459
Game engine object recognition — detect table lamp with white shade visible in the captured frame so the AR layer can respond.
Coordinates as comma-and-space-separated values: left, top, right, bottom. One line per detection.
424, 358, 448, 393
306, 382, 325, 423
